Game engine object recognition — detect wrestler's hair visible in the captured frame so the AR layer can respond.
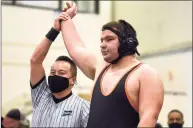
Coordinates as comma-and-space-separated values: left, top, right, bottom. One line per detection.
168, 109, 184, 119
102, 20, 137, 37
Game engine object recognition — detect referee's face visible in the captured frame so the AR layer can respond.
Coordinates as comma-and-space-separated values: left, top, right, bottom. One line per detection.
50, 61, 75, 85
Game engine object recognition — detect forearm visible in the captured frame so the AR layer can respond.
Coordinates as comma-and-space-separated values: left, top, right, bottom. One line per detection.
61, 18, 85, 55
30, 38, 52, 64
60, 14, 97, 80
31, 26, 60, 64
138, 115, 157, 127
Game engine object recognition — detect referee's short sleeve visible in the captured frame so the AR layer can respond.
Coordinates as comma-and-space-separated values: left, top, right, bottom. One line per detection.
30, 76, 50, 108
80, 99, 90, 127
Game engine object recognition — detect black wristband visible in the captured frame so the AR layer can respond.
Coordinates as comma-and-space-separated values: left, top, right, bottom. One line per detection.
45, 27, 59, 42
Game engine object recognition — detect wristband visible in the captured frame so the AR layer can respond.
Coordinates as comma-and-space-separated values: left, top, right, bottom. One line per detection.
45, 27, 59, 42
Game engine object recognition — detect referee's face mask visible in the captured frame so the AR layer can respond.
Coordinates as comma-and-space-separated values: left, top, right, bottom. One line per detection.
48, 60, 77, 93
48, 75, 72, 93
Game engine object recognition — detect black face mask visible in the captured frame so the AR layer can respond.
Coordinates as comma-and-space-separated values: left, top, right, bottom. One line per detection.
169, 123, 183, 128
48, 75, 70, 93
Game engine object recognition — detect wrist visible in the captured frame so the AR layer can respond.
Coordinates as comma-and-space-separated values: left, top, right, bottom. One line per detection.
61, 14, 72, 23
52, 26, 60, 32
61, 17, 72, 25
45, 27, 60, 42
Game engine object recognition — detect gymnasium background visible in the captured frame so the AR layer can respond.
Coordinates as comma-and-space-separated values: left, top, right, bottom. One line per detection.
1, 1, 192, 127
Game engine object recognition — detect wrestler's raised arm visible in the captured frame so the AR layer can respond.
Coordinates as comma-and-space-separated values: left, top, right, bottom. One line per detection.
61, 2, 97, 80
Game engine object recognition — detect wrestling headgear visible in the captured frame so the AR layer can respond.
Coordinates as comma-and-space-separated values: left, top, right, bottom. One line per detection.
102, 19, 140, 64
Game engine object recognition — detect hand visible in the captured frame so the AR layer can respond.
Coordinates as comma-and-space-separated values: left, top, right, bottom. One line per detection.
53, 12, 69, 31
62, 1, 78, 19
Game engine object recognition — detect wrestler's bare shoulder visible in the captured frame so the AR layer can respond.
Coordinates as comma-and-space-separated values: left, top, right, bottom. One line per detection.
94, 59, 109, 81
138, 63, 158, 77
124, 63, 159, 83
133, 63, 163, 93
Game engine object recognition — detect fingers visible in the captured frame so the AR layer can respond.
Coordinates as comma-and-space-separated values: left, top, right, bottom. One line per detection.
74, 3, 78, 14
66, 1, 77, 11
62, 1, 72, 12
55, 17, 66, 23
63, 1, 74, 12
71, 1, 77, 10
59, 12, 69, 18
58, 12, 70, 21
71, 1, 78, 15
63, 8, 68, 12
55, 12, 69, 22
56, 15, 68, 23
58, 16, 68, 22
66, 2, 72, 9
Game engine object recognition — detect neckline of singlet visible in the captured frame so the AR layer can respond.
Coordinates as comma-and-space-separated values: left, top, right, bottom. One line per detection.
99, 62, 142, 96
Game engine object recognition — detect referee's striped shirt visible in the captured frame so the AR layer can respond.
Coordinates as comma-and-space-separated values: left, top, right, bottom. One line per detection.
30, 76, 90, 127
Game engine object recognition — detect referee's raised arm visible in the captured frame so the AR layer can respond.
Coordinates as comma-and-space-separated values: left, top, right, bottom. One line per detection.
29, 3, 91, 127
30, 37, 52, 87
29, 13, 64, 108
30, 18, 61, 88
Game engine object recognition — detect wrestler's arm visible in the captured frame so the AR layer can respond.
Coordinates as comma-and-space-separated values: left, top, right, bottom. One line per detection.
61, 15, 97, 80
138, 66, 164, 127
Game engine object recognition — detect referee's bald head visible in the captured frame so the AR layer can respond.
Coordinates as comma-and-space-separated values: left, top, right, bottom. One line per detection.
55, 56, 77, 77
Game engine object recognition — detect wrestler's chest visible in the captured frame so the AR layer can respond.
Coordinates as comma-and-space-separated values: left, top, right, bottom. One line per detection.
100, 71, 139, 96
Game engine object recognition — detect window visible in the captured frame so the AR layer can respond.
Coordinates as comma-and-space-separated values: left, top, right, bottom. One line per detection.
62, 1, 99, 13
16, 1, 59, 9
2, 0, 99, 14
1, 0, 13, 4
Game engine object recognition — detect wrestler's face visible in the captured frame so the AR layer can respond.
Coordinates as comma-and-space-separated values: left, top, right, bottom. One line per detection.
100, 30, 119, 63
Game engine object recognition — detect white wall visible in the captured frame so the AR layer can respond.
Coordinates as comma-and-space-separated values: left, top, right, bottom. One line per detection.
141, 50, 192, 127
2, 1, 112, 108
113, 1, 192, 54
114, 3, 192, 126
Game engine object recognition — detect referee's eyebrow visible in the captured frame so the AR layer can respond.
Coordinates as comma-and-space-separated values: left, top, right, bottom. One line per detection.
50, 67, 55, 71
58, 69, 67, 72
50, 68, 67, 72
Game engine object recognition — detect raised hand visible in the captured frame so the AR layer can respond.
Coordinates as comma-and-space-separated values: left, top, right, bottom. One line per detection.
62, 1, 78, 19
53, 12, 69, 31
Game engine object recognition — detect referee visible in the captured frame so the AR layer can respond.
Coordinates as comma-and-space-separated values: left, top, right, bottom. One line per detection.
30, 12, 90, 127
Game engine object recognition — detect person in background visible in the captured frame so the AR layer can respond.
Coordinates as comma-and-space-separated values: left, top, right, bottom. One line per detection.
2, 108, 30, 128
155, 122, 163, 128
168, 109, 184, 128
